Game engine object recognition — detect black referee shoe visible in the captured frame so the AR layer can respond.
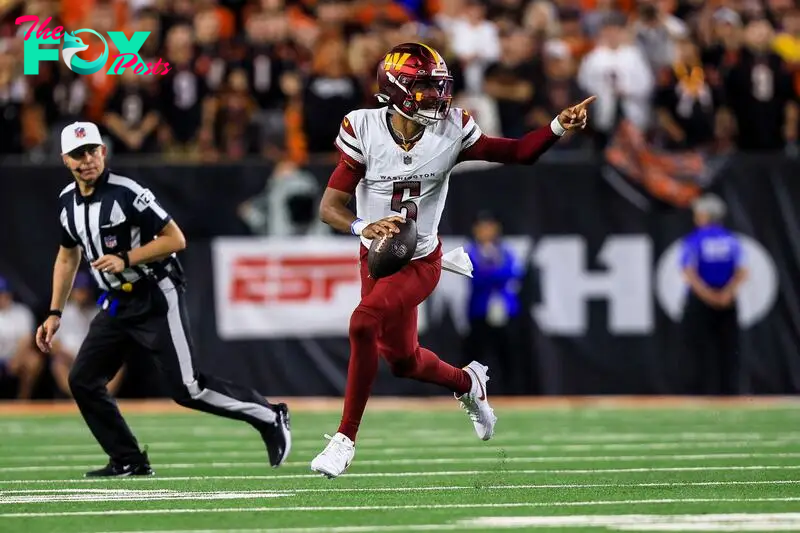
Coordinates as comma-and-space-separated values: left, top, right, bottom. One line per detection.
85, 450, 154, 477
257, 403, 292, 468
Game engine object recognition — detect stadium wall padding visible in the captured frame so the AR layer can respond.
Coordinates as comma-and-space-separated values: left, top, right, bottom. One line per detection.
3, 155, 800, 396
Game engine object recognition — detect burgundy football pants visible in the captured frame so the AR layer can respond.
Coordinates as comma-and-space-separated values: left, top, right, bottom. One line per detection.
337, 243, 472, 441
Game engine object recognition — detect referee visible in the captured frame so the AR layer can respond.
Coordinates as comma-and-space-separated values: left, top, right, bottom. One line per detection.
681, 194, 748, 395
36, 122, 291, 476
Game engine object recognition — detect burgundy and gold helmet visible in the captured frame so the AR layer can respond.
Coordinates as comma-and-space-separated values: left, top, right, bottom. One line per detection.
376, 42, 453, 126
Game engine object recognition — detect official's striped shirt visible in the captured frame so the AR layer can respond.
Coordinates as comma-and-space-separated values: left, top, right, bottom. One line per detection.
59, 169, 178, 291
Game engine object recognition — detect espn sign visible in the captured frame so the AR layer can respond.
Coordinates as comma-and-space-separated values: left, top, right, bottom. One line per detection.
212, 238, 361, 339
230, 256, 358, 303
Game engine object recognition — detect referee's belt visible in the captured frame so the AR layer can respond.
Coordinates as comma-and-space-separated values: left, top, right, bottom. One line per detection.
108, 271, 171, 294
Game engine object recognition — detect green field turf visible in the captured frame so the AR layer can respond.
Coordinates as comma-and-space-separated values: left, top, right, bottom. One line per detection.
1, 399, 800, 533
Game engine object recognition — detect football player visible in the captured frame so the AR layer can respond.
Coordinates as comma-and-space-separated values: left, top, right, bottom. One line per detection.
311, 42, 594, 478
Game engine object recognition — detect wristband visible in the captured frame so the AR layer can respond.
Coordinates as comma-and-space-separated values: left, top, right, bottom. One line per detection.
550, 117, 567, 137
350, 219, 368, 236
47, 309, 62, 318
117, 251, 130, 268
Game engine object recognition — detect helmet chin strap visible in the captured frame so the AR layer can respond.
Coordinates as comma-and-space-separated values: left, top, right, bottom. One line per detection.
391, 105, 435, 127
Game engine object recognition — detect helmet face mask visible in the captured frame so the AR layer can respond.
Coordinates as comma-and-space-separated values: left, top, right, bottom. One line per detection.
377, 43, 453, 127
407, 77, 453, 124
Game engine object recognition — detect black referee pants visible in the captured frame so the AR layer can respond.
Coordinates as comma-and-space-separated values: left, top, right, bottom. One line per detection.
681, 293, 741, 396
68, 277, 277, 464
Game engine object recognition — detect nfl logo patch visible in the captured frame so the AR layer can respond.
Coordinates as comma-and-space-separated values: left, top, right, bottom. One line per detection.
103, 235, 117, 249
74, 127, 86, 138
403, 155, 412, 165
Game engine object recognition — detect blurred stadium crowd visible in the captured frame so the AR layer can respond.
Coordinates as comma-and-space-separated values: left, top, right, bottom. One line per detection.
0, 0, 798, 163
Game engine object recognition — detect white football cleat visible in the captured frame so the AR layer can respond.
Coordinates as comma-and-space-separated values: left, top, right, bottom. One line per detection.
456, 361, 497, 441
310, 432, 355, 479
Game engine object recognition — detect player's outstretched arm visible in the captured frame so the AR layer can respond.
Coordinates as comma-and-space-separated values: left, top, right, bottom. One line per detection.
459, 96, 596, 165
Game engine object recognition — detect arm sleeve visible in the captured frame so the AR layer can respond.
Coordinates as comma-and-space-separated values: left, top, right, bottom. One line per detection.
457, 105, 562, 164
334, 114, 366, 166
61, 227, 79, 248
327, 156, 366, 195
130, 187, 172, 237
59, 205, 78, 248
459, 126, 561, 164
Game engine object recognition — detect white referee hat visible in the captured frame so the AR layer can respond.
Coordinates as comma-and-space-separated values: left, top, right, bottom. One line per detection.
61, 121, 104, 155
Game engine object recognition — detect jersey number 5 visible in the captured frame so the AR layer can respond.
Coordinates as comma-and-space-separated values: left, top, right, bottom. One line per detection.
391, 181, 420, 221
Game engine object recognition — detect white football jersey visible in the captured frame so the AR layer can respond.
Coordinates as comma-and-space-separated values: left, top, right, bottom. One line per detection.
335, 106, 482, 259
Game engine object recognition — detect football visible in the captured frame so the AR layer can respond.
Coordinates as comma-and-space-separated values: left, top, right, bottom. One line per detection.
367, 218, 418, 279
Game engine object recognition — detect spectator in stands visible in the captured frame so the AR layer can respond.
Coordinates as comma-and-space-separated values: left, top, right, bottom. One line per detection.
301, 35, 363, 159
0, 50, 26, 154
723, 18, 798, 151
83, 2, 122, 124
159, 24, 217, 159
774, 8, 800, 66
316, 0, 356, 32
578, 14, 654, 149
447, 0, 501, 94
130, 8, 162, 65
632, 0, 689, 71
559, 8, 592, 61
700, 8, 743, 86
433, 0, 464, 34
522, 0, 560, 39
355, 0, 413, 28
463, 212, 523, 394
194, 7, 229, 93
214, 68, 260, 159
1, 0, 798, 161
767, 0, 795, 23
48, 272, 124, 398
488, 0, 528, 34
104, 67, 161, 155
529, 39, 588, 149
423, 25, 467, 99
30, 60, 88, 157
655, 36, 717, 150
483, 28, 541, 138
243, 8, 297, 158
681, 194, 746, 395
583, 0, 623, 39
348, 30, 386, 96
0, 276, 41, 399
773, 7, 800, 115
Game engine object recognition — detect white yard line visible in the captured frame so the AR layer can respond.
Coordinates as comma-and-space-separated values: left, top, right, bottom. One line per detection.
104, 524, 466, 533
0, 490, 291, 504
1, 465, 799, 484
87, 514, 800, 533
1, 451, 799, 472
4, 498, 800, 518
464, 513, 800, 531
11, 431, 800, 448
1, 480, 797, 500
4, 439, 799, 463
8, 432, 793, 454
6, 425, 800, 441
0, 493, 290, 504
